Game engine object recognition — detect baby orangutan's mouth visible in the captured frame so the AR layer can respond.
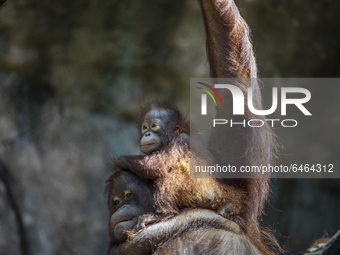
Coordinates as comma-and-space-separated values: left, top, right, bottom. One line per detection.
141, 142, 157, 146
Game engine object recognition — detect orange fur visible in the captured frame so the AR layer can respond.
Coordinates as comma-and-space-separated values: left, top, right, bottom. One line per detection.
145, 144, 247, 217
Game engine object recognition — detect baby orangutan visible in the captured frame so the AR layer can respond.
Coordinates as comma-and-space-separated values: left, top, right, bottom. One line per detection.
138, 101, 190, 154
116, 102, 248, 228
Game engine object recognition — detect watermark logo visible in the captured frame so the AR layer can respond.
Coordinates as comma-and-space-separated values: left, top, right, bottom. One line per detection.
196, 82, 222, 115
195, 81, 312, 128
190, 78, 339, 179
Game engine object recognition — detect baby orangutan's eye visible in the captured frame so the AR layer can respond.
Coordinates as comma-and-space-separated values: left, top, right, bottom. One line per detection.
151, 122, 160, 132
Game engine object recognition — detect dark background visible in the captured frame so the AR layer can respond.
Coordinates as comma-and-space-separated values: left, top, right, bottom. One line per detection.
0, 0, 339, 254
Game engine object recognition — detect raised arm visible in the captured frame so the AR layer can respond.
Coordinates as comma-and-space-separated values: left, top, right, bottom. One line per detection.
199, 0, 257, 78
198, 0, 276, 230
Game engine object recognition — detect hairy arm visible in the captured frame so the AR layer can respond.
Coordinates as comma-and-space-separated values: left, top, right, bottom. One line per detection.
198, 0, 257, 78
108, 209, 244, 255
115, 154, 167, 180
199, 0, 275, 225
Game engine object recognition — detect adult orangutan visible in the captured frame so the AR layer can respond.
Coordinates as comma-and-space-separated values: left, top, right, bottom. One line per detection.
109, 0, 280, 254
106, 163, 264, 255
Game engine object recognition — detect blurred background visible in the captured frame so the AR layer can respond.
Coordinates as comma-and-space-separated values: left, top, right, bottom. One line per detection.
0, 0, 339, 254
